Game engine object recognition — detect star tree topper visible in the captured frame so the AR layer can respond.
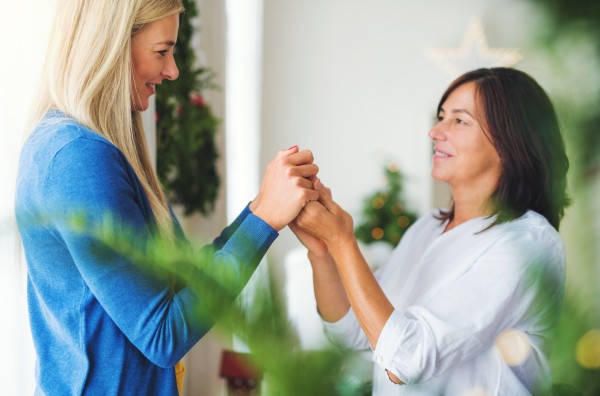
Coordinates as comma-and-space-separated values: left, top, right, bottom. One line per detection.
425, 16, 523, 78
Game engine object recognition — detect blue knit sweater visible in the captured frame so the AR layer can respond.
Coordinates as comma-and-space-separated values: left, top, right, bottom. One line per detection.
15, 110, 278, 395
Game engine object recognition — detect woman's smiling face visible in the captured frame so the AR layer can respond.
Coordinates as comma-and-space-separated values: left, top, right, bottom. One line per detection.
130, 14, 180, 111
428, 82, 502, 190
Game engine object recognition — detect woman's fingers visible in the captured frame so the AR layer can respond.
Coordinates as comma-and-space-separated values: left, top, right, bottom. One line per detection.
296, 177, 314, 190
287, 150, 314, 166
278, 145, 299, 160
252, 147, 323, 231
294, 164, 319, 178
313, 179, 337, 212
303, 188, 321, 203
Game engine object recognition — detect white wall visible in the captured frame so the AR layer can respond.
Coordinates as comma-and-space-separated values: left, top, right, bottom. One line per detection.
0, 1, 57, 394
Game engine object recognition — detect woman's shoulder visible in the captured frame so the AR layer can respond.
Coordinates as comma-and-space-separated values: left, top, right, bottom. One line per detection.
500, 210, 564, 252
19, 110, 129, 188
486, 211, 566, 279
17, 110, 133, 208
24, 109, 118, 159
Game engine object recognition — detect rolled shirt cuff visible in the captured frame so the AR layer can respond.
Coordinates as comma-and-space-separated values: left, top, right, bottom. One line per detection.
372, 309, 412, 385
321, 306, 360, 347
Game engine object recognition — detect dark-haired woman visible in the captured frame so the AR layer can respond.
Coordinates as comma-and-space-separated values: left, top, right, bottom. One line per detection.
290, 68, 569, 395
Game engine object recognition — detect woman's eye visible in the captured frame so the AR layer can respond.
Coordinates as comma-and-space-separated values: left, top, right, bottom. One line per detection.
437, 115, 444, 121
158, 50, 168, 57
456, 118, 465, 124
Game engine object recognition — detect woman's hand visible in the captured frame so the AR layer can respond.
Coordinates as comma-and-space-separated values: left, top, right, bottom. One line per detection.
250, 146, 304, 212
252, 147, 320, 231
289, 181, 332, 260
295, 179, 354, 247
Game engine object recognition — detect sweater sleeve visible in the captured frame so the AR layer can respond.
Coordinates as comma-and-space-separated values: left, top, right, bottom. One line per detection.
44, 137, 278, 368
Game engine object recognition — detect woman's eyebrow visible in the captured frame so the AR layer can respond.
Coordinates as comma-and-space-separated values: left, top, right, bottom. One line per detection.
452, 108, 474, 118
156, 40, 176, 46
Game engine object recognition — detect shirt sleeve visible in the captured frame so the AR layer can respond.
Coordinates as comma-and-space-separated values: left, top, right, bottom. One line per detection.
44, 137, 278, 368
371, 227, 565, 385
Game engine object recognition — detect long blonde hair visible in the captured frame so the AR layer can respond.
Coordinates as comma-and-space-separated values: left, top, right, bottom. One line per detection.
25, 0, 185, 242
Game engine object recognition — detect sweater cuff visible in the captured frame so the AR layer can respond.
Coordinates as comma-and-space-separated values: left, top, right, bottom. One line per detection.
372, 309, 412, 384
221, 213, 278, 265
231, 203, 253, 229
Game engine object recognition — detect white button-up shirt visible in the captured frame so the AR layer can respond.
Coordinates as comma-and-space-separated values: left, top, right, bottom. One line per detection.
323, 210, 565, 395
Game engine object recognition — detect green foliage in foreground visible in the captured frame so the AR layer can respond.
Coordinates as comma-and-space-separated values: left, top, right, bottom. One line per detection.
14, 209, 600, 395
67, 212, 370, 396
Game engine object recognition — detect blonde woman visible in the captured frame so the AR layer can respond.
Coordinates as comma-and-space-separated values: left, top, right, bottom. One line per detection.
15, 1, 320, 394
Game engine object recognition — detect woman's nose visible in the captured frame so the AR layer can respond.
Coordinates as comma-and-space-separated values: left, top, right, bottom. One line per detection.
428, 123, 446, 141
163, 55, 179, 81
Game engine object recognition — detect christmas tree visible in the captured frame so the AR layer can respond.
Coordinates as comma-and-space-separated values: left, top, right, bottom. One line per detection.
354, 161, 418, 247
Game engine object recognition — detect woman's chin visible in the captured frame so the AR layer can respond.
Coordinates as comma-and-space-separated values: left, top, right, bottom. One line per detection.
431, 169, 450, 183
132, 99, 150, 112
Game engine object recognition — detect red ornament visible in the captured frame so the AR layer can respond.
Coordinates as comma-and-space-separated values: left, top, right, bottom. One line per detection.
155, 111, 159, 122
190, 93, 205, 107
177, 106, 184, 117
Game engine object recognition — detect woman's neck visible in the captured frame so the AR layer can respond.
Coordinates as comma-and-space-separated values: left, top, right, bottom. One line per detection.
445, 185, 495, 232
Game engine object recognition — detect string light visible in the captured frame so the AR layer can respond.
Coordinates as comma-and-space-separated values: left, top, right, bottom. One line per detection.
372, 228, 384, 240
387, 160, 400, 173
372, 197, 384, 209
379, 175, 388, 187
462, 387, 488, 396
391, 203, 404, 215
390, 233, 401, 245
425, 16, 523, 78
494, 328, 531, 366
397, 216, 409, 228
576, 329, 600, 369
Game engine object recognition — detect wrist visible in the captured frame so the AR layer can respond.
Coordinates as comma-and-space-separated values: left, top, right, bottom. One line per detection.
249, 194, 261, 213
307, 250, 332, 263
326, 233, 358, 258
253, 206, 282, 232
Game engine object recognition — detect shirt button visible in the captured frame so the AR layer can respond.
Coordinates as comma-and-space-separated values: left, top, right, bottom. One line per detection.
377, 357, 383, 363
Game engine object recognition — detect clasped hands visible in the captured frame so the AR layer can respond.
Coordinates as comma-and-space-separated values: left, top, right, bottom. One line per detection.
249, 146, 354, 258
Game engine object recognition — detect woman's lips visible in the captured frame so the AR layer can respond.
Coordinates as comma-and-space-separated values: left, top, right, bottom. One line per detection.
433, 148, 452, 159
146, 84, 155, 95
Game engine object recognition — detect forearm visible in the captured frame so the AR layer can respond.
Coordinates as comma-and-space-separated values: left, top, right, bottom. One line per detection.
328, 238, 394, 349
308, 253, 350, 323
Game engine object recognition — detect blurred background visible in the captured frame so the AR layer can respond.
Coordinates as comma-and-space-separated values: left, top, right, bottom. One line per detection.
1, 0, 599, 395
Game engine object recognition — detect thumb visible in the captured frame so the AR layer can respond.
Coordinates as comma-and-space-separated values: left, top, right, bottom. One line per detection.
313, 178, 336, 211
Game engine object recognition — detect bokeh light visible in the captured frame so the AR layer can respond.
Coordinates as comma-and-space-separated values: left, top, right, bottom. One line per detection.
379, 192, 389, 203
575, 329, 600, 369
391, 203, 404, 215
389, 232, 401, 245
372, 197, 384, 209
387, 160, 400, 173
494, 328, 531, 366
397, 216, 409, 228
372, 228, 384, 240
379, 175, 388, 187
462, 387, 488, 396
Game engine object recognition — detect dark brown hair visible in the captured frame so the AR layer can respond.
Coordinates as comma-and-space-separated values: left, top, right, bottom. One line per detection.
436, 68, 570, 230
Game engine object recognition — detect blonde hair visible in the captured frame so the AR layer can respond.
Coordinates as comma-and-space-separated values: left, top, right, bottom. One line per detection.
25, 0, 185, 243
